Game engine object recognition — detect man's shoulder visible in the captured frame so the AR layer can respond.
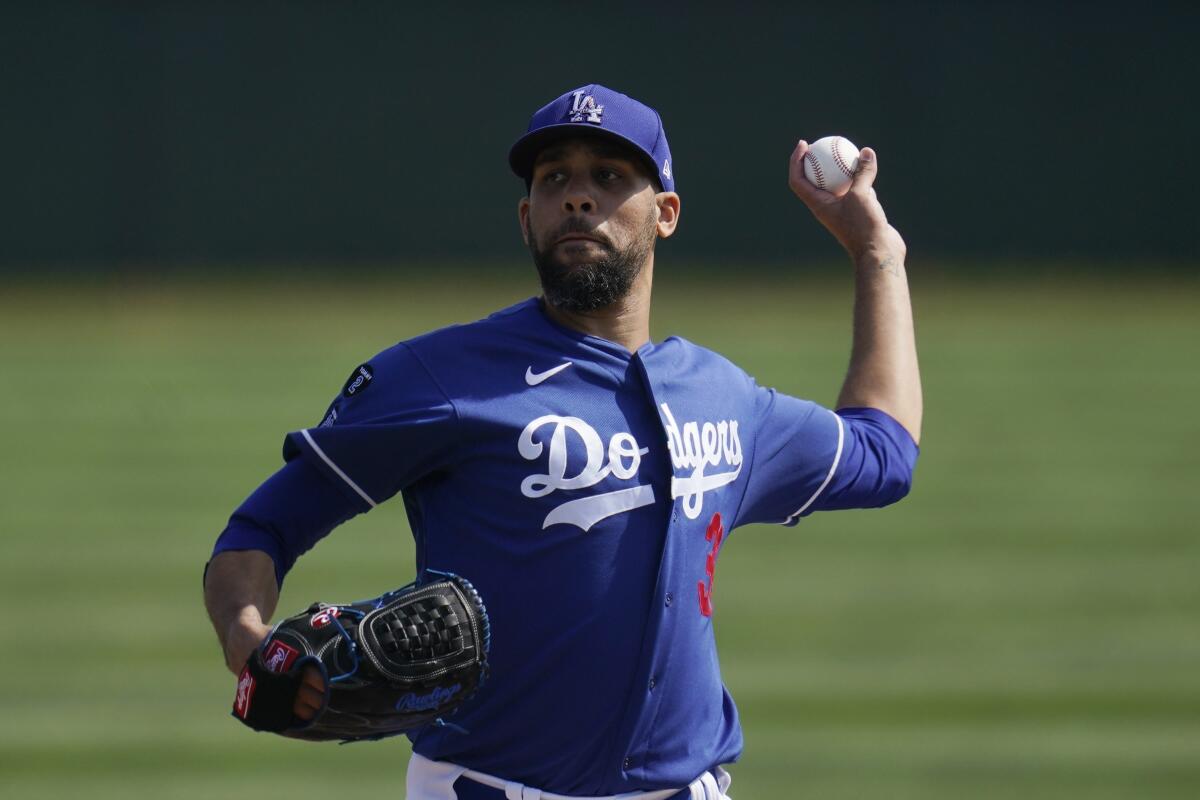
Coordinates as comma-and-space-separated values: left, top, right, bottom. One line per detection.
647, 335, 781, 416
652, 335, 753, 379
314, 299, 544, 424
402, 297, 539, 350
378, 297, 551, 388
367, 297, 532, 362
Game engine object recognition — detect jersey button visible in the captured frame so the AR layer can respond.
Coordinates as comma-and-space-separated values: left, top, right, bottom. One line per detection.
623, 756, 632, 771
664, 592, 673, 607
648, 677, 657, 690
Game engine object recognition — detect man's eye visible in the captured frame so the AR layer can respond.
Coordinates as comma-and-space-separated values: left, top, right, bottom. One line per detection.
597, 168, 620, 182
542, 170, 566, 184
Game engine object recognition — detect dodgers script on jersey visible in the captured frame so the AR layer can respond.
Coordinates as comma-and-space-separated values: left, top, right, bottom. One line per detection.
215, 297, 917, 795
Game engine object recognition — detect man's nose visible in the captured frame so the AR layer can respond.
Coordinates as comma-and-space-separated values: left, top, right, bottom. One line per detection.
562, 180, 595, 214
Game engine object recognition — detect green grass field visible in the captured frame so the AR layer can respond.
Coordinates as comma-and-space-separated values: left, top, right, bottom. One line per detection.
2, 269, 1198, 798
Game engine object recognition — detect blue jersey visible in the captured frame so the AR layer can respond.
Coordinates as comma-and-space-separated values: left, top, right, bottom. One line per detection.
214, 297, 917, 794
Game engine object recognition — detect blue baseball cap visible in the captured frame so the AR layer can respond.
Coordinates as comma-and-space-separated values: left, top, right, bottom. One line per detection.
509, 84, 675, 193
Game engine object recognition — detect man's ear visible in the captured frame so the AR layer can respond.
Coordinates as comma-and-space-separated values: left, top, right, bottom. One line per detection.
655, 192, 681, 239
517, 196, 531, 246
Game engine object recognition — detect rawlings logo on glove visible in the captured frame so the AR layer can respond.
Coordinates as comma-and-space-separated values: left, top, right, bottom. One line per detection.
231, 572, 490, 742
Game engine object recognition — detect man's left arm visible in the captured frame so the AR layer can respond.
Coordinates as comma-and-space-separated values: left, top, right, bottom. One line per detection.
788, 141, 922, 444
734, 142, 921, 528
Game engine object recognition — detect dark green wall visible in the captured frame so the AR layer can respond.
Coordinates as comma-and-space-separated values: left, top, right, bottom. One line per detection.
3, 1, 1197, 271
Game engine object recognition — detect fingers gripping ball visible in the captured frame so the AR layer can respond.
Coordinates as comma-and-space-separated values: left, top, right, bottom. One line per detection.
802, 135, 860, 196
231, 573, 491, 742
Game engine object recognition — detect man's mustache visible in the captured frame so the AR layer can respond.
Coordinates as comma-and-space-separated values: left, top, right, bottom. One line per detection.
551, 219, 612, 248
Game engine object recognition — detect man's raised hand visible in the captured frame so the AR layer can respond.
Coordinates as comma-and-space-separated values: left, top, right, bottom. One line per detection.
788, 140, 905, 268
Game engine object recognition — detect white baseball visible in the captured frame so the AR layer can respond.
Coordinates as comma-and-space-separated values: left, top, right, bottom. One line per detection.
802, 135, 860, 196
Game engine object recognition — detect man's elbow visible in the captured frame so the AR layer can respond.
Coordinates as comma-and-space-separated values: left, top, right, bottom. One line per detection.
877, 432, 919, 507
859, 434, 918, 509
878, 464, 915, 507
823, 409, 920, 512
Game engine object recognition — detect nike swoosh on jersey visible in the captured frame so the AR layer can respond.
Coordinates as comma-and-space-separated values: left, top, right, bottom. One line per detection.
525, 361, 573, 386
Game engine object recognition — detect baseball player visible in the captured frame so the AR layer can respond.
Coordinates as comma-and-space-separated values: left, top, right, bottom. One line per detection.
204, 84, 921, 799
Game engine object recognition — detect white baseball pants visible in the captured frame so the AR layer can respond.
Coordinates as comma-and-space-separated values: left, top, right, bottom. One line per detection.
406, 751, 732, 800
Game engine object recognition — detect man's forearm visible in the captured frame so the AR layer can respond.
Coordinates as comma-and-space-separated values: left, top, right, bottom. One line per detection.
786, 142, 923, 444
836, 249, 922, 444
204, 549, 279, 673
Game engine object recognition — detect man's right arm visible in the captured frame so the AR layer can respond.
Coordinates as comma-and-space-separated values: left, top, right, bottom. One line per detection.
203, 457, 363, 673
205, 343, 460, 719
204, 457, 362, 720
204, 550, 327, 720
204, 549, 278, 675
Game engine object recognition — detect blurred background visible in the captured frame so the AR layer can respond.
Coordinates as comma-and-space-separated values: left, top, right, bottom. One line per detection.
1, 2, 1197, 798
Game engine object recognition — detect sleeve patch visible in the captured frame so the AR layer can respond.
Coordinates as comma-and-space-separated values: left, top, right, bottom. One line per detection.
342, 363, 375, 398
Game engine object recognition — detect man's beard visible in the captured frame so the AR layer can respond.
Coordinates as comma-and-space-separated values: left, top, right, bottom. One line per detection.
527, 213, 656, 313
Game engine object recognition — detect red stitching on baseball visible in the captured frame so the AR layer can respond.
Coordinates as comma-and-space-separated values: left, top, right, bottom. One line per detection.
803, 151, 825, 189
831, 138, 855, 178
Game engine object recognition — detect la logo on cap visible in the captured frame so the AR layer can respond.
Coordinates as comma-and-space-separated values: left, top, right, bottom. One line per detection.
568, 90, 603, 124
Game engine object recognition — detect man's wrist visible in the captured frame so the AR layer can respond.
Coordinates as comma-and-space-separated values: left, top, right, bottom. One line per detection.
851, 227, 906, 275
224, 612, 271, 673
854, 248, 904, 276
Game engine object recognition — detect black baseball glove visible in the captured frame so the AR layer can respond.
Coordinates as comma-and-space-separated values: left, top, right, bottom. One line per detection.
231, 572, 490, 742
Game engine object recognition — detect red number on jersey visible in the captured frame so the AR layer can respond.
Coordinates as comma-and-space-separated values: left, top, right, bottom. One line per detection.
697, 512, 725, 617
